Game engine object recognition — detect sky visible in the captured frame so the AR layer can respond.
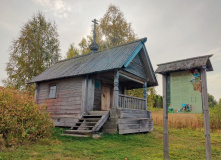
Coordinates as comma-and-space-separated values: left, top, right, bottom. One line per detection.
0, 0, 220, 100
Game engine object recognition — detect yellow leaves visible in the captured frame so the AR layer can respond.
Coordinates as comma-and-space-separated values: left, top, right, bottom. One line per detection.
0, 88, 54, 147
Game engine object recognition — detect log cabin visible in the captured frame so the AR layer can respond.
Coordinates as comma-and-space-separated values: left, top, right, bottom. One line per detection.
28, 20, 158, 136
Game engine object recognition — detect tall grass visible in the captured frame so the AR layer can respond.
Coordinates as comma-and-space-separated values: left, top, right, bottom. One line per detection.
152, 111, 204, 129
152, 106, 221, 130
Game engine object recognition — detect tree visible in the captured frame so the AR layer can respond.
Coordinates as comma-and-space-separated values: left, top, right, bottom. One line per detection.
3, 12, 60, 92
78, 4, 136, 54
208, 93, 217, 107
66, 43, 79, 58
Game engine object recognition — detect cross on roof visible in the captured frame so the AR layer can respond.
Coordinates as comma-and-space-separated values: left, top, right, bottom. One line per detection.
89, 18, 99, 52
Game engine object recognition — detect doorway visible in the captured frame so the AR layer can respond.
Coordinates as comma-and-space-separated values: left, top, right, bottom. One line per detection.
101, 85, 111, 111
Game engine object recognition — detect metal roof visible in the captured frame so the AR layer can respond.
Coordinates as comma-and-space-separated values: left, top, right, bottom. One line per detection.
29, 38, 149, 83
155, 54, 213, 74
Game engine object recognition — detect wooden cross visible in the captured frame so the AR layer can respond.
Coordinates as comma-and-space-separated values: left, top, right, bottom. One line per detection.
92, 19, 98, 42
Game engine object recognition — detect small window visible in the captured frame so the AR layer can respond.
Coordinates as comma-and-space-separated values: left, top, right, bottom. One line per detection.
48, 85, 56, 99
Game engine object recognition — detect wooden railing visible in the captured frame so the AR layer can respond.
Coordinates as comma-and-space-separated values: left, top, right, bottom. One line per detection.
118, 94, 147, 110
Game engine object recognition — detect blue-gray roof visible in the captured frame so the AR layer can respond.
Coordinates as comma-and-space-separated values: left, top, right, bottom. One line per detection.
29, 38, 154, 83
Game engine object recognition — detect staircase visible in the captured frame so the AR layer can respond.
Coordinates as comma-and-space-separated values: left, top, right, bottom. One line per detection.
62, 111, 110, 137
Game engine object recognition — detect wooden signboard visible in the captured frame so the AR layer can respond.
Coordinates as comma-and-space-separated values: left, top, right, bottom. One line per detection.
166, 69, 203, 113
162, 68, 211, 160
156, 55, 213, 160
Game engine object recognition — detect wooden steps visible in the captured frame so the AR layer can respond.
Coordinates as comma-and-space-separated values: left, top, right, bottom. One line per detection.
63, 111, 110, 137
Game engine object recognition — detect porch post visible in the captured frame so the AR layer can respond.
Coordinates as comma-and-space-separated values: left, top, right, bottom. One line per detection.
143, 82, 147, 110
112, 70, 119, 118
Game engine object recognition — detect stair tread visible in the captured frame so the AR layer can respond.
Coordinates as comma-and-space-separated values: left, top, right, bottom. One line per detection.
76, 122, 97, 124
78, 126, 94, 128
79, 118, 100, 120
83, 115, 102, 117
64, 130, 92, 134
61, 134, 90, 137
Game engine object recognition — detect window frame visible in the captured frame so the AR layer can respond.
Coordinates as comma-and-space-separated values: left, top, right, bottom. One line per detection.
48, 84, 57, 99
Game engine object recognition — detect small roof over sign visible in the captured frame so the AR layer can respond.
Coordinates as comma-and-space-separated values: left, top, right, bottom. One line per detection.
155, 54, 213, 74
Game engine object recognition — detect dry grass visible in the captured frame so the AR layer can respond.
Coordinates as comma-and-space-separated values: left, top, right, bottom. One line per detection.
152, 110, 204, 129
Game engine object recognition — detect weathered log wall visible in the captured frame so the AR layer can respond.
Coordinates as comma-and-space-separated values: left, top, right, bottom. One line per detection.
37, 77, 83, 126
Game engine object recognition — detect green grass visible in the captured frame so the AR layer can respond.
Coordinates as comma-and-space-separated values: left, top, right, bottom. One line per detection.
1, 126, 221, 160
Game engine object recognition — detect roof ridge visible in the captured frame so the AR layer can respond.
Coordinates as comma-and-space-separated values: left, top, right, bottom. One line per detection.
157, 54, 213, 66
56, 37, 147, 64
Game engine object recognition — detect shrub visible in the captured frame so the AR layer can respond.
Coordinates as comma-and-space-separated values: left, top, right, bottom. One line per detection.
209, 105, 221, 130
0, 87, 54, 148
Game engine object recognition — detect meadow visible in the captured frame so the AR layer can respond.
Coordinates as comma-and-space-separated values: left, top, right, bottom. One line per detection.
1, 125, 221, 160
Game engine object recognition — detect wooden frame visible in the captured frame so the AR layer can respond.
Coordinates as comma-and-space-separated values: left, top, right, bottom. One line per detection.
162, 69, 211, 160
48, 83, 57, 99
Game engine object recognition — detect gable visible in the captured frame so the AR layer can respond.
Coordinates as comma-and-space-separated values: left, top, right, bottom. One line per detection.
122, 46, 157, 85
123, 53, 147, 79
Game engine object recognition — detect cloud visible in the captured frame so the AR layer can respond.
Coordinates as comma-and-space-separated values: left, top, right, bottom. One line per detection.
34, 0, 71, 18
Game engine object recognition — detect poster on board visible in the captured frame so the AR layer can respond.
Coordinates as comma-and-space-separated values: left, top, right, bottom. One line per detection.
166, 69, 202, 113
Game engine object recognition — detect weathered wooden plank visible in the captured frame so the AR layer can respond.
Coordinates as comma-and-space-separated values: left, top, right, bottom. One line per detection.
119, 108, 148, 114
200, 68, 211, 160
118, 118, 153, 124
119, 127, 153, 134
81, 77, 87, 114
87, 77, 95, 111
93, 111, 110, 132
163, 74, 169, 160
119, 113, 148, 119
112, 71, 119, 119
118, 122, 153, 130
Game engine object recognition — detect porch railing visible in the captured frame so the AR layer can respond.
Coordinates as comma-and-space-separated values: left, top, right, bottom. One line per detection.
118, 94, 147, 110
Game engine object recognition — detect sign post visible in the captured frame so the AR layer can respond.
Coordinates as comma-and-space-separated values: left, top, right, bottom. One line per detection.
155, 55, 213, 160
200, 68, 211, 160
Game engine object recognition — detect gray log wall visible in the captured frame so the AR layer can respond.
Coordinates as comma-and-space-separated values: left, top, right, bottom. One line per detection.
37, 77, 83, 126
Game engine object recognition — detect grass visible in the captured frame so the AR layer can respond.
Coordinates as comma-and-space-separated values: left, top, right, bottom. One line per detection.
1, 126, 221, 160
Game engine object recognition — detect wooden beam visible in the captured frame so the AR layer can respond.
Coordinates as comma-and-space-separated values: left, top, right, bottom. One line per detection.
119, 71, 145, 84
112, 71, 119, 118
143, 82, 147, 110
200, 68, 212, 160
163, 74, 169, 160
81, 77, 88, 114
87, 77, 95, 111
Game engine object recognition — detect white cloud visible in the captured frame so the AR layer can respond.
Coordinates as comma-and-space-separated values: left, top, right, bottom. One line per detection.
34, 0, 71, 18
34, 0, 50, 6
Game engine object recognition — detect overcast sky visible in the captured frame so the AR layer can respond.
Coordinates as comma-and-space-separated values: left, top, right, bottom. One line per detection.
0, 0, 220, 100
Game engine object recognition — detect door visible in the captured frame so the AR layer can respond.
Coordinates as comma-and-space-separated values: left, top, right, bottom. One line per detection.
101, 86, 111, 110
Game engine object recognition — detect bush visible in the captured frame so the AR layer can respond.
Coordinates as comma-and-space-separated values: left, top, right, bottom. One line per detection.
0, 87, 54, 148
210, 105, 221, 130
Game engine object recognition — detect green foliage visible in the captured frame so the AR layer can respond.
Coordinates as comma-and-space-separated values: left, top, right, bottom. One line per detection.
219, 98, 221, 105
78, 4, 136, 54
66, 43, 79, 58
0, 87, 54, 148
4, 12, 60, 92
208, 93, 217, 107
210, 105, 221, 130
127, 87, 163, 109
